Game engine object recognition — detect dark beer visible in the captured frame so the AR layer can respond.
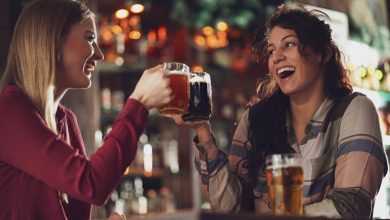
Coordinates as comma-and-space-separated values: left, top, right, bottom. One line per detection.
159, 72, 189, 115
266, 166, 304, 216
182, 72, 212, 122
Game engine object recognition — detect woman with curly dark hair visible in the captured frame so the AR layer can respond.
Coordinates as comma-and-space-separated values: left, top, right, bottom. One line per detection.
173, 4, 388, 218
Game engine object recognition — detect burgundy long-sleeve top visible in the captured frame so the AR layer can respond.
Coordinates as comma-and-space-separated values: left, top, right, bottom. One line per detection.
0, 85, 148, 220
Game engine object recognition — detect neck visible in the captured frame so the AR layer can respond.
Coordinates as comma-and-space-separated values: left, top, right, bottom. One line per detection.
54, 88, 67, 112
289, 89, 325, 127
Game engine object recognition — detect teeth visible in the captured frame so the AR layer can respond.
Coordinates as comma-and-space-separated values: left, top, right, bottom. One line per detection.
85, 65, 94, 71
277, 67, 295, 75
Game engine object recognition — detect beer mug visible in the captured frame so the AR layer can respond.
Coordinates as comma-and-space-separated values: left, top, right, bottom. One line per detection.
182, 71, 212, 122
265, 153, 304, 216
159, 62, 190, 116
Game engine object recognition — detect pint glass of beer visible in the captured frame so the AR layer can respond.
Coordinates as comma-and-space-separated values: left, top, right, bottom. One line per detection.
159, 62, 190, 116
265, 153, 304, 216
182, 71, 212, 122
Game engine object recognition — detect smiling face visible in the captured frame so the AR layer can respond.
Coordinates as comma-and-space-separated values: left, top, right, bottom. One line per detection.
267, 26, 324, 98
56, 18, 104, 92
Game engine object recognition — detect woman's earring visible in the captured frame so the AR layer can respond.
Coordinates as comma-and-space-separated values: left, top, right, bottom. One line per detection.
57, 53, 61, 61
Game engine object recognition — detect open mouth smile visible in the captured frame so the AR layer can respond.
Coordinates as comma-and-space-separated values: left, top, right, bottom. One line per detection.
277, 66, 295, 79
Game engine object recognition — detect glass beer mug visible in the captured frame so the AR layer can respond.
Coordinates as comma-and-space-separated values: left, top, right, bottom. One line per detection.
158, 62, 190, 116
182, 71, 212, 122
265, 153, 304, 216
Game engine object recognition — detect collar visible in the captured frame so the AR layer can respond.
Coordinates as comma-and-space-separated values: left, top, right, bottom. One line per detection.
56, 105, 67, 135
286, 97, 335, 144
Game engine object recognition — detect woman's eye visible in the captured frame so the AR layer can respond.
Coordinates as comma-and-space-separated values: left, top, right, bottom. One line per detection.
86, 35, 95, 42
267, 49, 275, 55
285, 42, 295, 48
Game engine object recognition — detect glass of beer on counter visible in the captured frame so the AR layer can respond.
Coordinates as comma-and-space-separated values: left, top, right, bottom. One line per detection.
182, 71, 212, 122
265, 153, 304, 216
158, 62, 190, 116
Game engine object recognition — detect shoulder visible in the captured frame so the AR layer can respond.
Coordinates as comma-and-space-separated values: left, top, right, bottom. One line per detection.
339, 93, 382, 140
0, 86, 47, 134
0, 85, 40, 117
240, 108, 250, 123
0, 85, 29, 104
344, 93, 377, 117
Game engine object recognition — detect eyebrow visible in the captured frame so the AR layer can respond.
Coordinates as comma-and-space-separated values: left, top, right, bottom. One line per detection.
267, 34, 298, 49
85, 30, 96, 35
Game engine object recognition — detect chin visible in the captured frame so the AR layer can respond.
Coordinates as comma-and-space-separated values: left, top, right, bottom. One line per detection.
73, 80, 92, 89
82, 81, 92, 89
81, 75, 92, 88
279, 87, 293, 95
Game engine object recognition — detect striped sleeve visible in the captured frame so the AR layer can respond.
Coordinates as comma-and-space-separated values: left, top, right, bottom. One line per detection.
333, 95, 388, 217
193, 110, 255, 212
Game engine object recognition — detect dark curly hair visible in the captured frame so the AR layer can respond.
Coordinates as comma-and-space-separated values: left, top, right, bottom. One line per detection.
247, 5, 352, 182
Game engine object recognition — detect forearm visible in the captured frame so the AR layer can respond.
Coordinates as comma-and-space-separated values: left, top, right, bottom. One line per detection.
193, 111, 255, 212
194, 122, 219, 160
304, 188, 372, 218
195, 151, 253, 212
304, 198, 341, 218
327, 188, 372, 218
193, 135, 253, 212
208, 165, 244, 212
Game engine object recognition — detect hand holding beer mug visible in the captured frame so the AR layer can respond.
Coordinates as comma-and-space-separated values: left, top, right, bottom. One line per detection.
266, 153, 304, 216
158, 62, 190, 116
182, 71, 212, 122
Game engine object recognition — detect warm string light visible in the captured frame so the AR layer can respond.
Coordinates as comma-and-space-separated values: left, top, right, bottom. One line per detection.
130, 3, 144, 14
99, 3, 146, 64
129, 31, 141, 40
115, 9, 129, 19
192, 66, 204, 72
194, 21, 229, 50
146, 26, 167, 48
99, 3, 170, 65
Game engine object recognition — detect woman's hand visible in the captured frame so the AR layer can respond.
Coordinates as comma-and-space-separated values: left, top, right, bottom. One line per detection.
171, 115, 213, 143
130, 65, 172, 110
107, 212, 126, 220
171, 114, 204, 127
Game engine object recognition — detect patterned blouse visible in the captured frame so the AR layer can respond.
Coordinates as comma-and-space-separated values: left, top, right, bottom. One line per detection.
194, 93, 388, 218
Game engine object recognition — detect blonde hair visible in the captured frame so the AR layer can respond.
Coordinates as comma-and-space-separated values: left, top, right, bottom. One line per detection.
0, 0, 94, 204
0, 0, 93, 133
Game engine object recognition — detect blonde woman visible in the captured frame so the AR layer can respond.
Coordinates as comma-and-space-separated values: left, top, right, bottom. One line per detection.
0, 0, 171, 219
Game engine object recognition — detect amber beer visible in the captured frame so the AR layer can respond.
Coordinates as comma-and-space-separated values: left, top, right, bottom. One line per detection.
265, 154, 304, 216
182, 71, 212, 122
159, 62, 190, 116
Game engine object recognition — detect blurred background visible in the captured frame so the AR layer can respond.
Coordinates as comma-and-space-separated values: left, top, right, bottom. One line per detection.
1, 0, 390, 219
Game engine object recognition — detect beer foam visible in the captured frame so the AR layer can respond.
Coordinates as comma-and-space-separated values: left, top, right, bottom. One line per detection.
190, 72, 210, 83
169, 70, 189, 76
265, 154, 302, 169
266, 164, 302, 170
164, 62, 190, 72
190, 77, 207, 83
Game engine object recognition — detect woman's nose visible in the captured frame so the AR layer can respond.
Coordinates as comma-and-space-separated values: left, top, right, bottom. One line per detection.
93, 43, 104, 61
272, 48, 286, 65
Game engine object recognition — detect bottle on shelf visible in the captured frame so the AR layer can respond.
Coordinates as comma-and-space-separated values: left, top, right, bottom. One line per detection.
159, 187, 176, 213
146, 189, 160, 214
131, 177, 148, 215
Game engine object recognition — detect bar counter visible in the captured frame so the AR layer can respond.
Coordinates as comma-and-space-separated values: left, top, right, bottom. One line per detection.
129, 210, 368, 220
